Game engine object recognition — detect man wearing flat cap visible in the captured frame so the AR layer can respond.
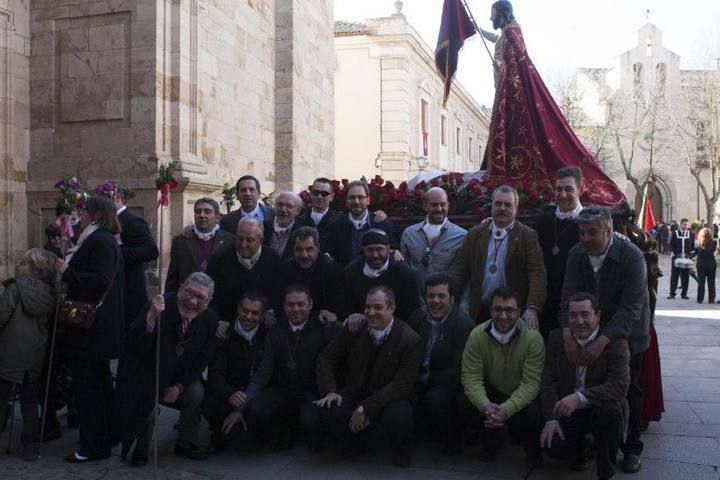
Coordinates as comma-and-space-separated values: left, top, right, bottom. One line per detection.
343, 229, 422, 323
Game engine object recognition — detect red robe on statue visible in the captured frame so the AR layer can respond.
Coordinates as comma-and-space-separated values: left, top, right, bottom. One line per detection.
484, 23, 626, 206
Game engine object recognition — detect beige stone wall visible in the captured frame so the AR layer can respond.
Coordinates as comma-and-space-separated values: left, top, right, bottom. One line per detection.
334, 14, 489, 186
275, 0, 334, 192
0, 0, 30, 278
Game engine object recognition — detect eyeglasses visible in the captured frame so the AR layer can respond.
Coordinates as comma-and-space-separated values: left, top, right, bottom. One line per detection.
311, 190, 331, 197
492, 306, 518, 315
181, 287, 210, 303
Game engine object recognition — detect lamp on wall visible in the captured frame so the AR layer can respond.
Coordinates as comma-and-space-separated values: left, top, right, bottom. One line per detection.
416, 156, 429, 170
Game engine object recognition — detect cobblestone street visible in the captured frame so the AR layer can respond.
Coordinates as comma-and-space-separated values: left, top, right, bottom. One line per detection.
2, 259, 719, 479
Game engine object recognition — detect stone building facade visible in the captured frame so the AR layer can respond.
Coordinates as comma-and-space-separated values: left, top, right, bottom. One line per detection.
334, 6, 490, 185
573, 23, 718, 222
0, 0, 334, 277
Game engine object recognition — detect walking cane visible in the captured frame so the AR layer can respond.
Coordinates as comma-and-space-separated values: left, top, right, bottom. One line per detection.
5, 384, 16, 454
153, 189, 168, 480
38, 283, 63, 458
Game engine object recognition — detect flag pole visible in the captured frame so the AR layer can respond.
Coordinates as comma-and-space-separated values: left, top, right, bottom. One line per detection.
637, 183, 649, 228
153, 201, 164, 480
460, 0, 496, 66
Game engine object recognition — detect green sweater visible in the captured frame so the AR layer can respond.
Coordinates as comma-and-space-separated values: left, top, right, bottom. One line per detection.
461, 319, 545, 418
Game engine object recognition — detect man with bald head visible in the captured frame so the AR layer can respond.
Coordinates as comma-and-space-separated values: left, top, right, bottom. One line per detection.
206, 217, 281, 321
400, 187, 467, 283
263, 191, 308, 260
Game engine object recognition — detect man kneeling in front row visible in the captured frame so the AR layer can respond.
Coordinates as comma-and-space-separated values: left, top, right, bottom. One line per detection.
313, 286, 423, 467
458, 286, 545, 467
541, 292, 629, 480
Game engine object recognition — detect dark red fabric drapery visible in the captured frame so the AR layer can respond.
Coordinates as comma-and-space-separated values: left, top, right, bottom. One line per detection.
641, 322, 664, 423
435, 0, 476, 107
484, 24, 626, 206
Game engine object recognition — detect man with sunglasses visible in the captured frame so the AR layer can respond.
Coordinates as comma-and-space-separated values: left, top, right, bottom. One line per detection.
458, 286, 545, 467
299, 178, 343, 253
560, 206, 649, 474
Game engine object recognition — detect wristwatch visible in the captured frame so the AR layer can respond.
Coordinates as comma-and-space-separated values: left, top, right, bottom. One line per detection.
355, 405, 365, 415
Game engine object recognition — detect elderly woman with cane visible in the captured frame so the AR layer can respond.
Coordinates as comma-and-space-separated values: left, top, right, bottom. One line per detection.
0, 248, 58, 460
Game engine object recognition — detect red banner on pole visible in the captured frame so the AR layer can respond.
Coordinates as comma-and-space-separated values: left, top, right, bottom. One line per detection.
435, 0, 476, 107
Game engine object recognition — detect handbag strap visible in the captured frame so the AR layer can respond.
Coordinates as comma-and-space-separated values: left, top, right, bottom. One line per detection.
96, 249, 120, 309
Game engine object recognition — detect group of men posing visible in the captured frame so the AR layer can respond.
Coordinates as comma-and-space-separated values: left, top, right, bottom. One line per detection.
117, 168, 649, 480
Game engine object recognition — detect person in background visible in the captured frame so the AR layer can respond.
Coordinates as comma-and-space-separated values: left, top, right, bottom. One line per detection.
695, 228, 717, 304
0, 248, 57, 460
219, 175, 275, 233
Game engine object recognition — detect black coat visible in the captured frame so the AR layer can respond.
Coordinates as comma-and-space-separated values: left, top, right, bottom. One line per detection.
343, 257, 422, 322
407, 305, 474, 387
207, 324, 268, 403
118, 209, 159, 327
205, 245, 281, 322
277, 254, 346, 319
219, 205, 275, 235
317, 319, 423, 418
670, 229, 695, 258
165, 229, 234, 293
326, 213, 395, 266
696, 241, 717, 270
114, 294, 218, 454
244, 316, 340, 401
62, 228, 125, 360
298, 209, 343, 254
534, 210, 580, 327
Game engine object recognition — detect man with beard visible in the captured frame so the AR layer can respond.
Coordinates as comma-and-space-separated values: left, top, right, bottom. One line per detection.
327, 180, 395, 266
204, 291, 269, 452
560, 207, 650, 474
219, 175, 275, 234
166, 198, 234, 293
277, 227, 346, 322
223, 285, 340, 452
117, 273, 218, 465
344, 229, 421, 323
534, 167, 583, 338
449, 185, 546, 325
314, 286, 423, 467
206, 217, 281, 322
263, 191, 307, 260
407, 274, 474, 455
400, 188, 467, 284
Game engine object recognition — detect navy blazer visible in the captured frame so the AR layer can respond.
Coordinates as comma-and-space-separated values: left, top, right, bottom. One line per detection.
327, 212, 395, 266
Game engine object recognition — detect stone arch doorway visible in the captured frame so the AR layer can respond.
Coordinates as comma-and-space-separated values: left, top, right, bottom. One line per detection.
634, 182, 665, 223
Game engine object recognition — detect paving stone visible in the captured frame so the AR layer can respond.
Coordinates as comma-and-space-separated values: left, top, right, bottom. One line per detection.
658, 422, 720, 438
689, 403, 720, 424
660, 401, 703, 424
641, 433, 720, 466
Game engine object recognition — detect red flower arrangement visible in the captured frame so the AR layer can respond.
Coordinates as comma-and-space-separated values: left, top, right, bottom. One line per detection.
156, 161, 179, 206
301, 173, 555, 217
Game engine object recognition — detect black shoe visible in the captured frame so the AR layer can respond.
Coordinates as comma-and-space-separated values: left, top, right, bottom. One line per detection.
442, 437, 463, 456
392, 447, 411, 468
681, 295, 690, 300
131, 450, 148, 467
22, 444, 40, 461
667, 294, 676, 299
41, 424, 62, 442
525, 452, 544, 469
307, 434, 325, 454
478, 448, 497, 461
174, 443, 208, 461
207, 434, 225, 455
63, 451, 110, 463
272, 427, 294, 452
570, 454, 589, 471
621, 453, 642, 473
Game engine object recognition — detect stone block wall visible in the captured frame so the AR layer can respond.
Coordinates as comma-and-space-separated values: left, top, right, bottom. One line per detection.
0, 0, 30, 278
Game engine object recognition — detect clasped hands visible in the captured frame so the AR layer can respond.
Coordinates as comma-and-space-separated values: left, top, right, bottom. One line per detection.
482, 403, 507, 429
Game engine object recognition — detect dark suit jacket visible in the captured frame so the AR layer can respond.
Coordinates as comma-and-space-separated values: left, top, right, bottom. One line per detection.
317, 319, 423, 418
327, 212, 395, 266
448, 220, 547, 320
118, 209, 159, 326
560, 233, 650, 355
206, 323, 268, 403
219, 205, 275, 235
541, 330, 630, 429
407, 305, 474, 387
205, 245, 281, 322
277, 254, 346, 319
299, 209, 342, 254
165, 229, 234, 293
63, 228, 125, 361
262, 218, 309, 261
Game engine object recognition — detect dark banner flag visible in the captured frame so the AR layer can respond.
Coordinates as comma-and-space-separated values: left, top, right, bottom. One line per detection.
435, 0, 476, 106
